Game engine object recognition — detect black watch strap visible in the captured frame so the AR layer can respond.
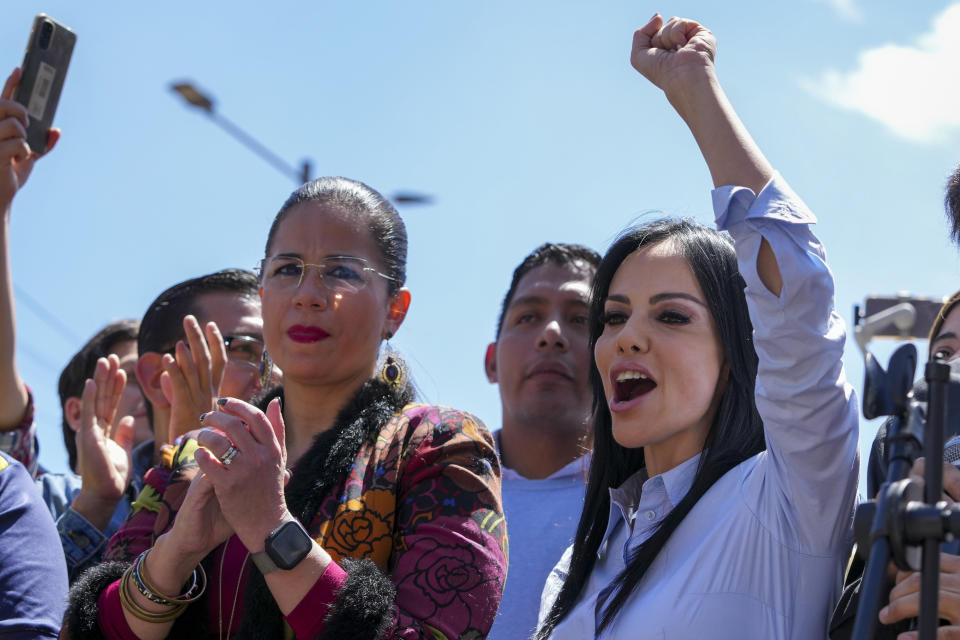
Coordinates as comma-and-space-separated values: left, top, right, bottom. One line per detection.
252, 519, 313, 574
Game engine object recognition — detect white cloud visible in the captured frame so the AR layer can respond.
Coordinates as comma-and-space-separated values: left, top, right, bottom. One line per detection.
815, 0, 862, 21
803, 3, 960, 144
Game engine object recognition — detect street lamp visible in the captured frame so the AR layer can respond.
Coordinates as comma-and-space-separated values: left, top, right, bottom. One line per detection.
171, 82, 312, 184
170, 81, 432, 204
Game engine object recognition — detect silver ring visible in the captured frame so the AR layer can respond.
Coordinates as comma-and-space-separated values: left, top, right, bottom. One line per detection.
219, 445, 239, 467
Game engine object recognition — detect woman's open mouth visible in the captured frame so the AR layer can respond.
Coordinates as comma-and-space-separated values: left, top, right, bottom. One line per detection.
610, 368, 657, 411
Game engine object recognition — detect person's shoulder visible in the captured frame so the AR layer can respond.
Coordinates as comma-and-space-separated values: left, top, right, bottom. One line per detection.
36, 468, 82, 515
0, 451, 47, 516
0, 451, 28, 489
387, 405, 498, 476
398, 403, 491, 440
400, 403, 483, 423
37, 468, 82, 491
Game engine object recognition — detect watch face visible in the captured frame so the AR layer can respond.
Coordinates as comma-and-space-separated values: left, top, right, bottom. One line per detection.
266, 520, 312, 570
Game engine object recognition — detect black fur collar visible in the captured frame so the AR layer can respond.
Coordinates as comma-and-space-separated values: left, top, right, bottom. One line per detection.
234, 378, 412, 639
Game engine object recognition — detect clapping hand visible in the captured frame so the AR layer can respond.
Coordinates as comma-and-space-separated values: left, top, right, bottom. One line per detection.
70, 355, 135, 531
160, 466, 234, 564
195, 398, 290, 552
159, 315, 228, 446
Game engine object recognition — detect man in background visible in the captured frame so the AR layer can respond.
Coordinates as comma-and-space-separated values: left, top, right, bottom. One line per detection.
484, 243, 600, 640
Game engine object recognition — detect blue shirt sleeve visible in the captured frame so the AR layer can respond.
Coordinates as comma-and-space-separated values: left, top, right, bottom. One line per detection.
37, 471, 134, 582
57, 507, 110, 582
713, 172, 860, 554
0, 451, 68, 638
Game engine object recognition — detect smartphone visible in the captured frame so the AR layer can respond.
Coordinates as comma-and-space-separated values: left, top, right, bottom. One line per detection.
13, 14, 76, 155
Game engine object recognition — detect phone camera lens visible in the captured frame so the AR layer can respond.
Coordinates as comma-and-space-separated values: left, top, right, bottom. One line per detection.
38, 21, 53, 50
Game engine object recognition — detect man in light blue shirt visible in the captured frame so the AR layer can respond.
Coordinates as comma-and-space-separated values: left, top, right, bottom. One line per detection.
484, 243, 600, 640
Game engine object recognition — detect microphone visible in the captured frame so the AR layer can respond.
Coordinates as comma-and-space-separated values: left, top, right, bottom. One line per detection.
946, 434, 960, 467
941, 434, 960, 555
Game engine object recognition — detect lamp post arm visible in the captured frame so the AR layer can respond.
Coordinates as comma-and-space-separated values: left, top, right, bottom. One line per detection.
205, 111, 304, 184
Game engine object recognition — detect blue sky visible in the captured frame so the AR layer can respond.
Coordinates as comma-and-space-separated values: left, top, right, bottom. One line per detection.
4, 2, 959, 495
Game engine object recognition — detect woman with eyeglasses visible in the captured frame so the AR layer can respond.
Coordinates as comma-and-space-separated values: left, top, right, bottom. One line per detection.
64, 177, 507, 640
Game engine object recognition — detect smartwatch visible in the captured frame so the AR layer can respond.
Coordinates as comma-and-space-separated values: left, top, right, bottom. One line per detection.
252, 520, 313, 574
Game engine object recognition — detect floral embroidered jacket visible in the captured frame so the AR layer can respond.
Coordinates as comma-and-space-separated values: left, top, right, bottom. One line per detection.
64, 381, 508, 640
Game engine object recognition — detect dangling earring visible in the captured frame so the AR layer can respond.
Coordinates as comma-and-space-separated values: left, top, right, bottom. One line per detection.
379, 356, 404, 389
259, 347, 274, 389
378, 332, 405, 389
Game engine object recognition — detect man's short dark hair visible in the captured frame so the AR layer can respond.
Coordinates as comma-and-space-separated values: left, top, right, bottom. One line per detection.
58, 320, 139, 473
947, 164, 960, 246
495, 243, 601, 339
138, 269, 259, 356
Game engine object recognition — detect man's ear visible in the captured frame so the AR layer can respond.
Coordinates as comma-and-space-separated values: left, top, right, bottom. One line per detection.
63, 397, 82, 432
384, 288, 412, 336
136, 352, 170, 408
484, 343, 498, 384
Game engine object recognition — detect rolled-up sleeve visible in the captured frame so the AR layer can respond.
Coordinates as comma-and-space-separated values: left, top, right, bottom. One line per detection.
0, 388, 38, 478
714, 172, 859, 553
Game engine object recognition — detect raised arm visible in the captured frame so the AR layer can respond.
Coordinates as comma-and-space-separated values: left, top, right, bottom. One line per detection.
634, 15, 858, 555
630, 15, 782, 296
54, 356, 137, 581
0, 68, 59, 433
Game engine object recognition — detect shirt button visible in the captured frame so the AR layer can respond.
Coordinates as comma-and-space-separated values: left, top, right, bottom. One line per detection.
645, 510, 655, 521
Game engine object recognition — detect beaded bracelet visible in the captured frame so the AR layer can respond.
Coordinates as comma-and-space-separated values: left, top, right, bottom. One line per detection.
131, 550, 207, 607
130, 552, 182, 607
119, 564, 187, 624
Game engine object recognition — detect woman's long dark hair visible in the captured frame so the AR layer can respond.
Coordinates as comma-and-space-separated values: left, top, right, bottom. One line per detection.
537, 219, 766, 637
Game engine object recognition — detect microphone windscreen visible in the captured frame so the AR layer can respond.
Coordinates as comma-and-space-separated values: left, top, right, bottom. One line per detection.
944, 434, 960, 466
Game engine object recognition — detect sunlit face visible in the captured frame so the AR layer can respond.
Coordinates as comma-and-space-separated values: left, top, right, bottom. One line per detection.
489, 262, 594, 434
593, 240, 727, 475
193, 292, 266, 401
260, 203, 398, 387
930, 305, 960, 362
112, 340, 150, 447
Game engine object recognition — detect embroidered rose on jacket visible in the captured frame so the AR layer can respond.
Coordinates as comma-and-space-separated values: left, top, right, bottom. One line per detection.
320, 491, 393, 564
395, 531, 502, 638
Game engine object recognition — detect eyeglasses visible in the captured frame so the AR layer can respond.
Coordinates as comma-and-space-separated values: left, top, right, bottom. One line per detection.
161, 334, 264, 372
223, 335, 264, 371
257, 255, 395, 294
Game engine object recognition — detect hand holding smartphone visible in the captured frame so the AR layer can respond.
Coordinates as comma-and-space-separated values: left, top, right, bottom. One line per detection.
13, 14, 75, 155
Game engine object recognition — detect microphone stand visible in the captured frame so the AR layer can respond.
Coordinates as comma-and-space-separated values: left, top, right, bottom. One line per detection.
917, 358, 950, 640
852, 345, 919, 640
851, 346, 960, 640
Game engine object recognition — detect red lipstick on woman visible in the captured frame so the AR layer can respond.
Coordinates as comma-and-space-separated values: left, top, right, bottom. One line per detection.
287, 325, 330, 343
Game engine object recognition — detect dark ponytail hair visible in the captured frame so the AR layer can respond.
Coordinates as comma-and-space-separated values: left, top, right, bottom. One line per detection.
537, 219, 765, 637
